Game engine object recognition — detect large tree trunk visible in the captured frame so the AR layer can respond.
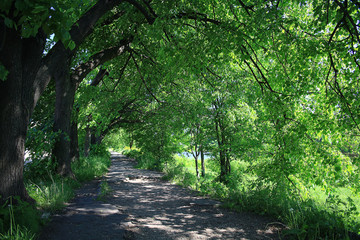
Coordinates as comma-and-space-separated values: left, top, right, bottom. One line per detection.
0, 26, 45, 203
0, 0, 128, 202
52, 56, 76, 178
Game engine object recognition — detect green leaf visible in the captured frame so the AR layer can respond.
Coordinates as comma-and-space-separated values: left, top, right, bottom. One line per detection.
4, 17, 14, 28
0, 64, 9, 81
68, 40, 76, 50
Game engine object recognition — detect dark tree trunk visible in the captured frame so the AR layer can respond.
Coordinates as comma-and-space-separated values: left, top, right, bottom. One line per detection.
84, 125, 91, 157
0, 25, 45, 203
0, 0, 128, 202
194, 155, 199, 179
70, 116, 80, 162
215, 116, 227, 183
50, 8, 130, 177
91, 129, 104, 146
52, 56, 76, 178
225, 151, 231, 174
200, 146, 205, 177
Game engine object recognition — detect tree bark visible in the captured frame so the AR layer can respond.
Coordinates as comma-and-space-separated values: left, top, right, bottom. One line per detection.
0, 0, 126, 202
50, 5, 131, 177
70, 118, 80, 162
200, 146, 205, 177
0, 25, 45, 203
194, 155, 199, 179
84, 124, 91, 157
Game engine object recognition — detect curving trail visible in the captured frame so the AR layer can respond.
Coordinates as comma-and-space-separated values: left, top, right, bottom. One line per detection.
39, 153, 283, 240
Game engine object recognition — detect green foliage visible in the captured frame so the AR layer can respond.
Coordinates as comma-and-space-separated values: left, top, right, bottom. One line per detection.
90, 144, 111, 157
0, 198, 40, 238
26, 175, 77, 212
97, 181, 112, 201
24, 158, 57, 182
136, 152, 360, 239
122, 147, 142, 160
21, 153, 111, 237
3, 0, 359, 238
0, 64, 9, 81
72, 155, 111, 182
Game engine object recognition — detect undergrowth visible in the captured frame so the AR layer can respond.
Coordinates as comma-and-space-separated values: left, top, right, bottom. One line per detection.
0, 153, 111, 238
125, 149, 360, 240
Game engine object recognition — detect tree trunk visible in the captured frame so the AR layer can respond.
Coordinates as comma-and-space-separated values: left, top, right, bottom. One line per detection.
200, 146, 205, 177
84, 125, 91, 157
70, 118, 80, 162
194, 155, 199, 179
215, 118, 227, 182
52, 57, 76, 178
0, 26, 45, 203
0, 0, 128, 202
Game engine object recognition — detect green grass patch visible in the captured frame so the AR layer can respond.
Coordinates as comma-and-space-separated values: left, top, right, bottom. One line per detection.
72, 155, 111, 182
0, 153, 112, 238
26, 175, 77, 212
97, 181, 112, 201
129, 152, 360, 239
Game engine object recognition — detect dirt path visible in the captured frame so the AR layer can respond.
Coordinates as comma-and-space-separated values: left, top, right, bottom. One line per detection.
39, 153, 284, 240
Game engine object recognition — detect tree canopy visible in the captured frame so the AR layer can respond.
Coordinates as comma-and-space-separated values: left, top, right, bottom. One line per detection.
0, 0, 359, 237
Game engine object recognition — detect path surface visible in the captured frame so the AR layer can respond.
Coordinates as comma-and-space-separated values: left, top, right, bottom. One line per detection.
39, 153, 283, 240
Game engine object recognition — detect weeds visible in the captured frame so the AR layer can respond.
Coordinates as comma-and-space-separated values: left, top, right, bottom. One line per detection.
26, 174, 76, 212
126, 151, 360, 239
72, 155, 111, 182
0, 198, 37, 240
0, 153, 112, 238
97, 181, 112, 201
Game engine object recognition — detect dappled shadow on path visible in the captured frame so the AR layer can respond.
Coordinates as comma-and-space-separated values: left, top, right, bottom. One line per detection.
38, 179, 127, 240
39, 153, 283, 240
107, 153, 283, 240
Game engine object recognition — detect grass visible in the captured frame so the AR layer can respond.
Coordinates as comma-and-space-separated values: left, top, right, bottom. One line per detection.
72, 155, 111, 182
97, 181, 112, 201
0, 198, 37, 240
0, 153, 111, 238
26, 175, 77, 212
130, 151, 360, 239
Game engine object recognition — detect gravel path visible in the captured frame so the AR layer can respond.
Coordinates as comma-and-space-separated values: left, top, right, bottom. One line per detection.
39, 153, 284, 240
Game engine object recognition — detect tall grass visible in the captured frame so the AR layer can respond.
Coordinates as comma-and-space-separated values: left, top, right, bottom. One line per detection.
0, 153, 111, 238
0, 198, 37, 240
72, 155, 111, 182
128, 151, 360, 239
26, 174, 77, 212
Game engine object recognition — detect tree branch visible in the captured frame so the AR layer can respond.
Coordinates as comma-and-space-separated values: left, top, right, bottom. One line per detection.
124, 0, 156, 24
130, 50, 162, 103
71, 39, 131, 88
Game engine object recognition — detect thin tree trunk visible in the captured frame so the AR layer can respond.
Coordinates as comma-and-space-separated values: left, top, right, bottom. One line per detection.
70, 117, 80, 162
215, 119, 226, 182
200, 146, 205, 177
84, 125, 91, 157
195, 155, 199, 179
